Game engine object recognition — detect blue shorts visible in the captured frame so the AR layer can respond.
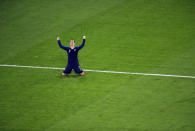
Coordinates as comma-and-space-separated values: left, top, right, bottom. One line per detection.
63, 65, 84, 74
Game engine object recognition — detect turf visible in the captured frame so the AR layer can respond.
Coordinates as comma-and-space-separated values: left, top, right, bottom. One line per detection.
0, 0, 195, 130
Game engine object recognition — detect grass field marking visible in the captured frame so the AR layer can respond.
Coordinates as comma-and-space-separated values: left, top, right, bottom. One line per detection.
84, 69, 195, 78
0, 64, 64, 70
0, 64, 195, 79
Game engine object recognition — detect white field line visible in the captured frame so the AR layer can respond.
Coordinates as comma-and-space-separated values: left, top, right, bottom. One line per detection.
0, 64, 195, 79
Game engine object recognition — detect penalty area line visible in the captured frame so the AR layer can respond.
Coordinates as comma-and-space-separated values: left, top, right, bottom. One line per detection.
0, 64, 195, 79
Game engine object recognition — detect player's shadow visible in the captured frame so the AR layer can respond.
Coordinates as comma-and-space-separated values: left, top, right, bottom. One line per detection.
58, 74, 84, 78
65, 74, 81, 77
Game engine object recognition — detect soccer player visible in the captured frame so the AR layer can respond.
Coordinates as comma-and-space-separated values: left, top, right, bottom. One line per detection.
57, 36, 86, 76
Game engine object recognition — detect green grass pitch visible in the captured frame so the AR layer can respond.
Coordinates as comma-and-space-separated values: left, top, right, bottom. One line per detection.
0, 0, 195, 130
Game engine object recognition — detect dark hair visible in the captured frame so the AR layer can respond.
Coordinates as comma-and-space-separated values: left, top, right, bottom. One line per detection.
70, 40, 75, 43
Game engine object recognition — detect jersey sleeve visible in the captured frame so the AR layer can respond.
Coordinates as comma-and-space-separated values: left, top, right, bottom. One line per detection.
76, 39, 85, 50
57, 40, 69, 51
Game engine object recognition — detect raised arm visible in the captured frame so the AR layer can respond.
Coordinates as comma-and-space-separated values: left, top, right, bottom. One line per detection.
77, 36, 86, 50
57, 37, 69, 51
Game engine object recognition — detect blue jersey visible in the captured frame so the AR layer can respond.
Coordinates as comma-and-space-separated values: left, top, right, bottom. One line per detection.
58, 39, 85, 66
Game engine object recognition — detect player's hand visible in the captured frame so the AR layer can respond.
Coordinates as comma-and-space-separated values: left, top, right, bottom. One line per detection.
83, 36, 86, 39
57, 37, 60, 40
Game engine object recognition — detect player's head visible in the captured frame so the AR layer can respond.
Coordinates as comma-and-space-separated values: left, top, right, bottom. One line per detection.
70, 40, 75, 47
